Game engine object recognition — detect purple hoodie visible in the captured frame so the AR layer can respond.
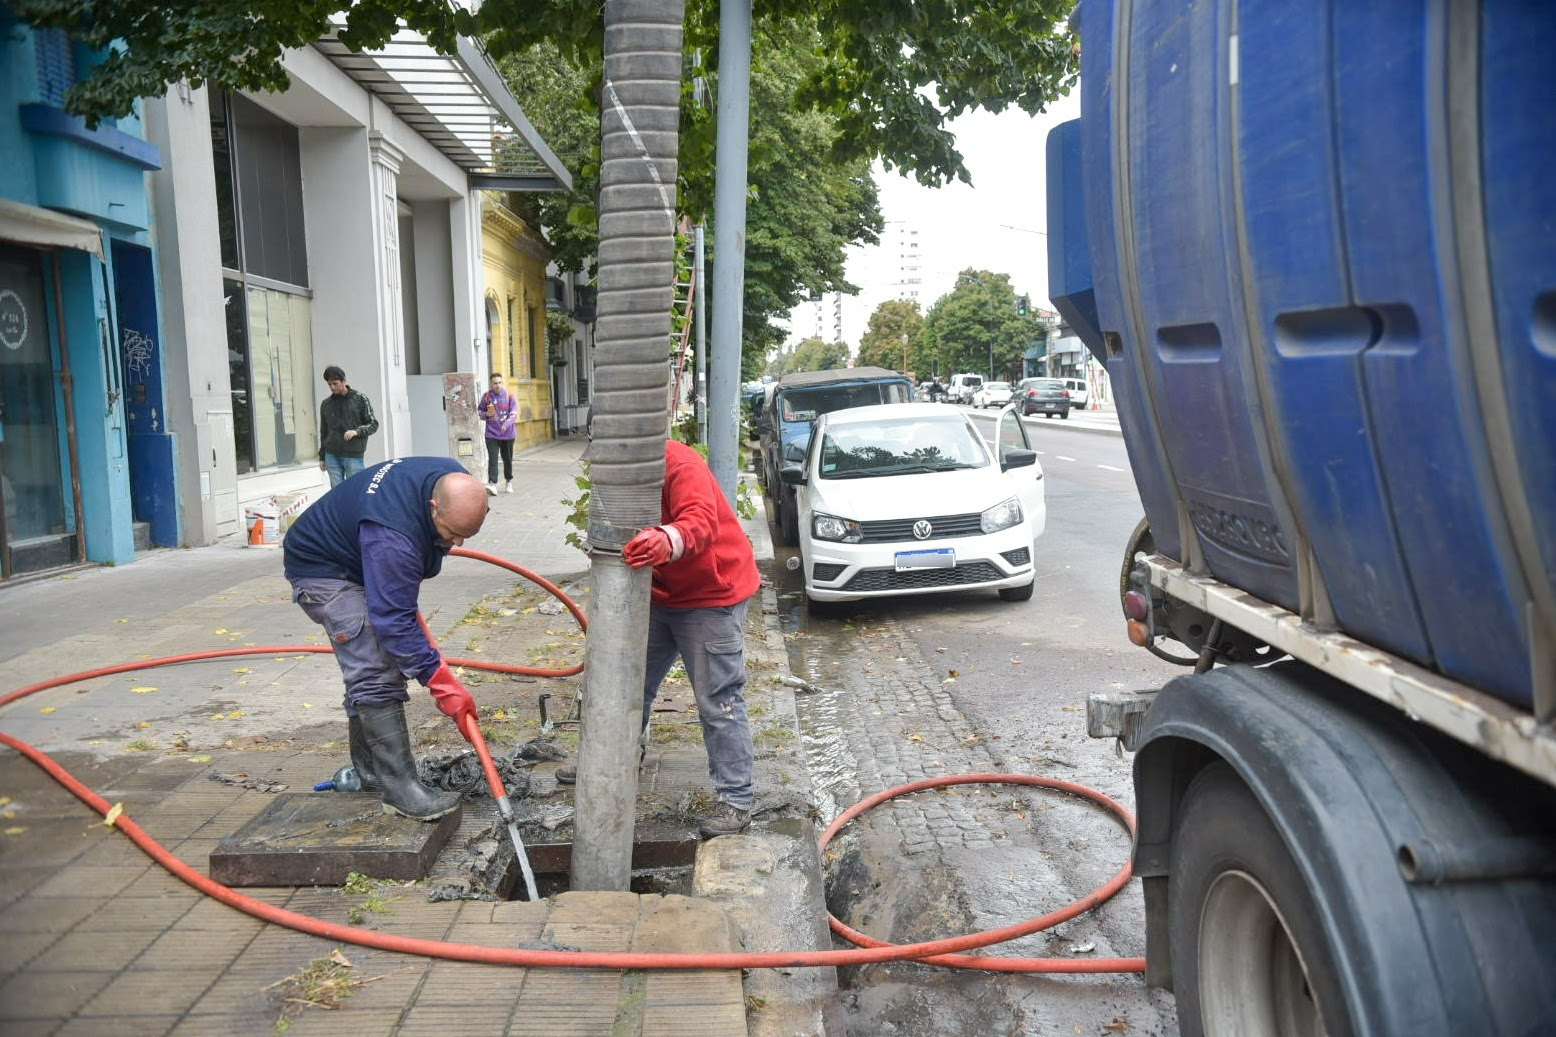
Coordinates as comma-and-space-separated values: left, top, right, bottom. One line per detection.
479, 387, 517, 440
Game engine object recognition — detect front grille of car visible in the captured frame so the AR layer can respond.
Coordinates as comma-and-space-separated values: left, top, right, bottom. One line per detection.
842, 561, 1004, 592
857, 513, 984, 543
1001, 547, 1030, 567
812, 562, 846, 582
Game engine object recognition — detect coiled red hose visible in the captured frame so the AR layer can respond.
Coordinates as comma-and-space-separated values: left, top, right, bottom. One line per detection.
0, 549, 1146, 975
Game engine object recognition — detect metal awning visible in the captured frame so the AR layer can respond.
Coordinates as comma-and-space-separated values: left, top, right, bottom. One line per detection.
313, 27, 571, 192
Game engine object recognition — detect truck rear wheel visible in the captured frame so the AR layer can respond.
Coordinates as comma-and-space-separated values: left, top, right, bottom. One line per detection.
1169, 762, 1352, 1037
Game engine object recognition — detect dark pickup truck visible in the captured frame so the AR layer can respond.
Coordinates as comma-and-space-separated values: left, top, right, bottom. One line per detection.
755, 366, 912, 544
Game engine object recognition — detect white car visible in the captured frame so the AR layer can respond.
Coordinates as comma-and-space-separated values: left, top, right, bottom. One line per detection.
1061, 377, 1091, 410
779, 402, 1045, 604
972, 381, 1013, 408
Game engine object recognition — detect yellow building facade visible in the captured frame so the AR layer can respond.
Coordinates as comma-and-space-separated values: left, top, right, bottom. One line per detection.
481, 194, 554, 451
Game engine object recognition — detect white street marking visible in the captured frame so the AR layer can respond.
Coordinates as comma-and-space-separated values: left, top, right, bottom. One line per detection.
1098, 464, 1125, 472
1056, 455, 1076, 462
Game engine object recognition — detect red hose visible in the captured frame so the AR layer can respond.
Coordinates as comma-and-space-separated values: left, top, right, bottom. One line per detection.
0, 549, 1146, 975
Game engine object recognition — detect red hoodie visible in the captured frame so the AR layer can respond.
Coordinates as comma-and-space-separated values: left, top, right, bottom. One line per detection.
649, 440, 762, 609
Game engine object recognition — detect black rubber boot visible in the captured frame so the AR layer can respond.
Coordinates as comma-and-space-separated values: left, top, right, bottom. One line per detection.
347, 714, 383, 793
357, 702, 460, 821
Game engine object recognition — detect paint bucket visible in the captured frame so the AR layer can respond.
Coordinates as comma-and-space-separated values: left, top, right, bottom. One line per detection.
274, 492, 310, 535
244, 503, 280, 548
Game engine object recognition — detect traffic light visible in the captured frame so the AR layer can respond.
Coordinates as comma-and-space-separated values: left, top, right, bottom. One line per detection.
1016, 294, 1030, 316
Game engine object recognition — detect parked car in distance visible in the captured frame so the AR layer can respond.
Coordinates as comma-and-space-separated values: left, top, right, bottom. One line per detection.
947, 373, 983, 404
756, 366, 913, 545
779, 402, 1045, 605
1061, 377, 1090, 411
972, 381, 1013, 408
1016, 376, 1070, 418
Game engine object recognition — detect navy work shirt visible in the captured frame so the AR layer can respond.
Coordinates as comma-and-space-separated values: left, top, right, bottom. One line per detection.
284, 456, 466, 682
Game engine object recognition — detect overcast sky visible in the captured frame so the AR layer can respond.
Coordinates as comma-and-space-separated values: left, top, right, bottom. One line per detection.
781, 87, 1082, 348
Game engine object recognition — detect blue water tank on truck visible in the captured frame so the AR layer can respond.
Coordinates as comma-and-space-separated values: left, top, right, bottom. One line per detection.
1048, 1, 1556, 1034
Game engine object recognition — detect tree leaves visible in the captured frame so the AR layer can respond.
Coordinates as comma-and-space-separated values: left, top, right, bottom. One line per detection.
13, 0, 1076, 188
855, 300, 927, 373
924, 268, 1045, 379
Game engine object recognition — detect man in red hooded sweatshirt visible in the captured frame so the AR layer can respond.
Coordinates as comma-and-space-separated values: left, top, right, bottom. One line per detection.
562, 439, 761, 838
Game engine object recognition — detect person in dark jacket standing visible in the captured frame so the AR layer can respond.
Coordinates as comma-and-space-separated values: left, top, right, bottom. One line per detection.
285, 456, 490, 820
318, 365, 379, 487
478, 372, 518, 495
560, 439, 761, 838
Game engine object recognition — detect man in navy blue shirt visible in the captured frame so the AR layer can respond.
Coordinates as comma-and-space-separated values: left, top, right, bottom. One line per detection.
285, 457, 490, 820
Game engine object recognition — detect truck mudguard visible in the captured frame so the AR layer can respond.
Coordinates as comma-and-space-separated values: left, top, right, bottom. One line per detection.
1133, 662, 1556, 1036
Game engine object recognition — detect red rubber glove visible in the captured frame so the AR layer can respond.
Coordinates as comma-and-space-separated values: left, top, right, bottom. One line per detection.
623, 527, 673, 569
426, 662, 477, 732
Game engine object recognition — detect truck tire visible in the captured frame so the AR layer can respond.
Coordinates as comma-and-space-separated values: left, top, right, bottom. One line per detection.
1169, 761, 1353, 1037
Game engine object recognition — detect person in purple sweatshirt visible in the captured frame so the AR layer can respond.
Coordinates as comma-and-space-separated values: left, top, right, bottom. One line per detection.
478, 372, 518, 495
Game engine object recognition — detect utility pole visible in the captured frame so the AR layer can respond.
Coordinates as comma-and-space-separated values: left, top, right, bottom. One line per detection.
695, 222, 707, 445
708, 0, 752, 504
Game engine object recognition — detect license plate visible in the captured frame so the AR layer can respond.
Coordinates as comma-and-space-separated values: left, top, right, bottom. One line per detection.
895, 548, 955, 571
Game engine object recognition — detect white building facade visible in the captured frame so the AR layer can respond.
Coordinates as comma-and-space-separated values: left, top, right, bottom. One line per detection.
146, 31, 568, 544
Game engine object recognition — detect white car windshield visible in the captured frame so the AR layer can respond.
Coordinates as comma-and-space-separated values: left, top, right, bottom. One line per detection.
817, 417, 991, 479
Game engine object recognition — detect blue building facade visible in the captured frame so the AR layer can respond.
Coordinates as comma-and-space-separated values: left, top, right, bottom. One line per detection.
0, 9, 175, 579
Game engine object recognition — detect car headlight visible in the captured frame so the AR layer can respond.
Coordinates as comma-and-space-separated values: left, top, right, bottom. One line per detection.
812, 512, 863, 543
980, 497, 1023, 533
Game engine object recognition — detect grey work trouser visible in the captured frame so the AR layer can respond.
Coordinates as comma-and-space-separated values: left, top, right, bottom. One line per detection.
290, 576, 409, 714
644, 599, 755, 811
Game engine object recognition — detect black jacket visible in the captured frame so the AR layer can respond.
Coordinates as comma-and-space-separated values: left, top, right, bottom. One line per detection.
318, 388, 378, 459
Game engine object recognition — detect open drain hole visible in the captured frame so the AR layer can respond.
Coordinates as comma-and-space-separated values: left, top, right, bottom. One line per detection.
430, 828, 703, 902
503, 838, 702, 899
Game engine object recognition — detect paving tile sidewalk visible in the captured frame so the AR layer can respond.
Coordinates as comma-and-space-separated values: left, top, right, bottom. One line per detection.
0, 434, 832, 1036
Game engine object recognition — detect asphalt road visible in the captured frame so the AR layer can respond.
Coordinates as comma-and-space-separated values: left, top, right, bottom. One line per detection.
768, 413, 1184, 1037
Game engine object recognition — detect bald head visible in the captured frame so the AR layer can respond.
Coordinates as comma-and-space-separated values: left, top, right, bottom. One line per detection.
431, 472, 490, 547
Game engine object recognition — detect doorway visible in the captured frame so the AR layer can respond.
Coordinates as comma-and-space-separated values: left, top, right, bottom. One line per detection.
0, 241, 77, 577
111, 239, 178, 547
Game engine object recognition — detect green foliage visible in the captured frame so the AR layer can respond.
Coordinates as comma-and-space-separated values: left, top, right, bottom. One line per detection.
854, 299, 927, 374
495, 42, 601, 277
924, 269, 1046, 380
15, 0, 1076, 188
561, 466, 592, 552
731, 18, 883, 373
545, 310, 575, 352
770, 336, 851, 378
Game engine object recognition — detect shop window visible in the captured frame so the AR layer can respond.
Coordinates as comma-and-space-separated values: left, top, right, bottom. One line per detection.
506, 297, 516, 376
529, 305, 543, 379
211, 92, 313, 473
225, 281, 315, 473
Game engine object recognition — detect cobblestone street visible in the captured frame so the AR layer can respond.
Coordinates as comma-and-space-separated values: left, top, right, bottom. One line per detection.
775, 583, 1176, 1037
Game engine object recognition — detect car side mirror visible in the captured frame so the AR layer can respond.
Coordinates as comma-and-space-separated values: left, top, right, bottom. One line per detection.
783, 439, 809, 462
778, 463, 807, 486
1002, 448, 1037, 471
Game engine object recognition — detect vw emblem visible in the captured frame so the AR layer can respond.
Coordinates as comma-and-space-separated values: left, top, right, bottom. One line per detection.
912, 520, 933, 540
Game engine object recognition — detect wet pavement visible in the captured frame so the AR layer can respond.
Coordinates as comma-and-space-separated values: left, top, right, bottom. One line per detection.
763, 416, 1181, 1037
